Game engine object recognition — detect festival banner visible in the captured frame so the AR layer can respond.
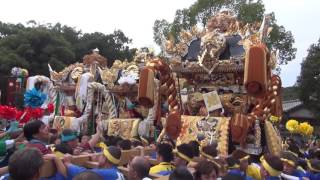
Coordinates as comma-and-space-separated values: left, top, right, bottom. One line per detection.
202, 91, 222, 112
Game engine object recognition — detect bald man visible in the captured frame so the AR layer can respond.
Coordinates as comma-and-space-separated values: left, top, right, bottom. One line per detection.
128, 156, 152, 180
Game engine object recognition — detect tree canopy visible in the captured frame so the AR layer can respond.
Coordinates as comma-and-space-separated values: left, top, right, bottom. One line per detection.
0, 21, 136, 76
153, 0, 296, 66
297, 39, 320, 118
282, 86, 299, 101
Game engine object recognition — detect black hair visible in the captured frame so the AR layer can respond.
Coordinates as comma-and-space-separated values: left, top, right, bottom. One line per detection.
157, 143, 174, 162
23, 120, 45, 141
103, 135, 114, 146
117, 139, 132, 150
73, 171, 103, 180
288, 144, 303, 158
263, 154, 283, 172
202, 144, 218, 157
132, 140, 143, 148
281, 151, 298, 167
189, 141, 200, 157
177, 143, 194, 159
308, 159, 320, 173
107, 146, 121, 163
194, 160, 219, 180
226, 156, 239, 168
169, 167, 193, 180
34, 81, 43, 91
200, 88, 209, 93
310, 149, 320, 159
55, 143, 73, 154
297, 158, 307, 171
78, 132, 90, 142
231, 149, 248, 160
48, 134, 58, 144
250, 154, 260, 164
114, 136, 124, 145
8, 148, 44, 180
161, 138, 176, 149
104, 136, 123, 147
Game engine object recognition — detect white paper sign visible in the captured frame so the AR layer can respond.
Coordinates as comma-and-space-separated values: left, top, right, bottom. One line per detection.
181, 95, 188, 104
202, 91, 222, 112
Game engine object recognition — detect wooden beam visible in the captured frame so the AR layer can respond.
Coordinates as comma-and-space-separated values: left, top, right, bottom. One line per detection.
143, 147, 155, 156
1, 148, 158, 178
84, 161, 99, 169
153, 175, 169, 180
119, 149, 140, 166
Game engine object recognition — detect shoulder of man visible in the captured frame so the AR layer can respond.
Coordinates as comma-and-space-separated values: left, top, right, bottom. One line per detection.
0, 173, 9, 180
91, 168, 119, 180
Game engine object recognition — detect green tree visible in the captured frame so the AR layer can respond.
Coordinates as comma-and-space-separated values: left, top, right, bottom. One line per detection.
75, 30, 136, 65
153, 19, 171, 46
282, 86, 299, 101
236, 0, 264, 23
297, 39, 320, 117
191, 0, 236, 26
0, 27, 75, 75
153, 0, 296, 65
0, 21, 136, 76
0, 22, 25, 38
265, 13, 296, 65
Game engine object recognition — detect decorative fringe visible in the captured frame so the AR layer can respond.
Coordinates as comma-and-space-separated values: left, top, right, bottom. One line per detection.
71, 82, 111, 131
146, 59, 181, 140
217, 117, 229, 157
230, 113, 250, 145
269, 75, 283, 119
254, 119, 261, 147
104, 92, 117, 119
264, 120, 282, 156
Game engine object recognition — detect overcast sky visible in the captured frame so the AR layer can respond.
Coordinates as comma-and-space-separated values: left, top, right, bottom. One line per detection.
1, 0, 319, 87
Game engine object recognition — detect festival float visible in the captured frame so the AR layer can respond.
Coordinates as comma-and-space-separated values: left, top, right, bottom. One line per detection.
45, 47, 161, 143
153, 11, 284, 156
0, 12, 284, 159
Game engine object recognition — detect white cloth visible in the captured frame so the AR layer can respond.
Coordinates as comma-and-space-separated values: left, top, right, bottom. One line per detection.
5, 140, 15, 149
76, 72, 93, 110
251, 163, 261, 169
41, 114, 54, 125
27, 75, 52, 108
118, 75, 136, 85
26, 76, 37, 90
142, 177, 152, 180
116, 172, 125, 180
26, 75, 50, 91
280, 173, 299, 180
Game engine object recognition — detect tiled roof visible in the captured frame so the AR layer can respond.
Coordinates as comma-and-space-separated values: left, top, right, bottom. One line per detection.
282, 99, 302, 112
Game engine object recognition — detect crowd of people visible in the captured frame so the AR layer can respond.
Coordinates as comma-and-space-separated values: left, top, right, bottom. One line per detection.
0, 119, 320, 180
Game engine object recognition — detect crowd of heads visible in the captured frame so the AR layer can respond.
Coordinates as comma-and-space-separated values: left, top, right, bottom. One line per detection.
2, 119, 320, 180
